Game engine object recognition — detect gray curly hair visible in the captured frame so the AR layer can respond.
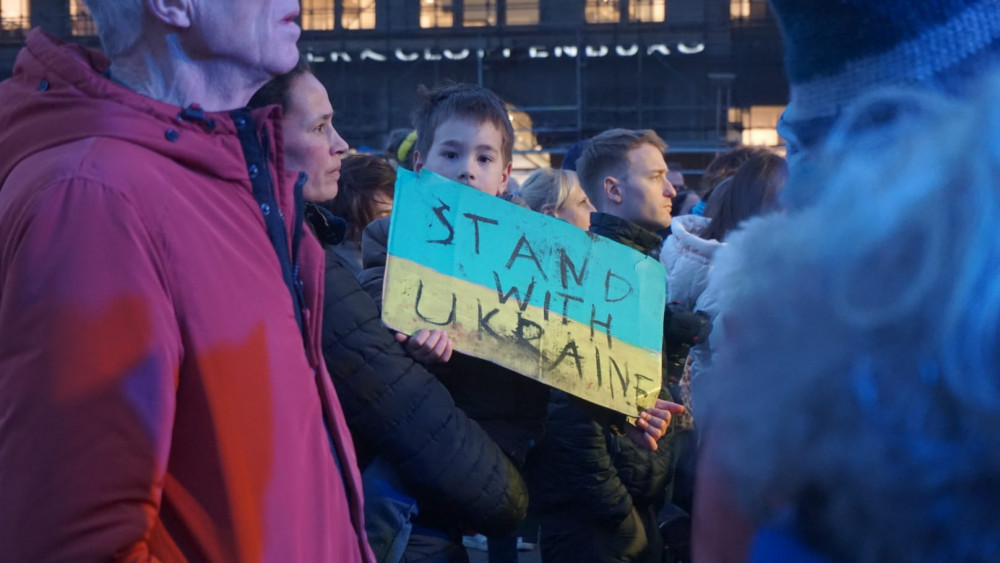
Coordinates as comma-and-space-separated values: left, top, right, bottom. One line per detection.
698, 71, 1000, 562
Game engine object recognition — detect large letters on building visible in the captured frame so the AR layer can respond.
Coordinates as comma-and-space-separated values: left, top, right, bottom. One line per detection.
383, 169, 665, 415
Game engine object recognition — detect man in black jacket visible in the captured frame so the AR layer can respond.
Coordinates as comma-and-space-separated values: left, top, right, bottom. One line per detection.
529, 129, 685, 563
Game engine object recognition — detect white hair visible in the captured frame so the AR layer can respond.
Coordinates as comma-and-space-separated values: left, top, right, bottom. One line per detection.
81, 0, 145, 58
698, 70, 1000, 561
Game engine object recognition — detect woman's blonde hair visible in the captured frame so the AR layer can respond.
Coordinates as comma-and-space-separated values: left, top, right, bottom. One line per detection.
518, 168, 579, 215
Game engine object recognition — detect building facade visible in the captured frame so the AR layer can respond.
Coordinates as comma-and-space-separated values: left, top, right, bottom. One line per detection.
0, 0, 787, 176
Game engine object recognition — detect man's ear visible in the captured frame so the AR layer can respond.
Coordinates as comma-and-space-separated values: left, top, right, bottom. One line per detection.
412, 150, 424, 173
604, 176, 622, 204
147, 0, 192, 27
540, 203, 557, 217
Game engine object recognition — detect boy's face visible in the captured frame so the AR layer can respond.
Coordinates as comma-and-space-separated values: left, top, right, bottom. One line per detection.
414, 116, 511, 196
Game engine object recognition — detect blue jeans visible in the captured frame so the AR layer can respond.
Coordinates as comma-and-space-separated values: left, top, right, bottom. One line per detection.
363, 457, 420, 563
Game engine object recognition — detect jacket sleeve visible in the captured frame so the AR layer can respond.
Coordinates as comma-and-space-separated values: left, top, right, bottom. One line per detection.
531, 391, 634, 526
356, 216, 389, 307
321, 251, 528, 536
0, 179, 180, 561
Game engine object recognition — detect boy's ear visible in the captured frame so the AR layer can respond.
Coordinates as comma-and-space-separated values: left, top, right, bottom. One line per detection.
500, 160, 513, 193
147, 0, 192, 27
412, 150, 423, 172
604, 176, 622, 205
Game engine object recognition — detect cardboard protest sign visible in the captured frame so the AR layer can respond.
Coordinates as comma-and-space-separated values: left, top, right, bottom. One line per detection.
382, 169, 666, 416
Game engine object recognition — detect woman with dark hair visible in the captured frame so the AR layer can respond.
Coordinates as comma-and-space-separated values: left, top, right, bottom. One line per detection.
248, 56, 348, 205
701, 153, 787, 242
250, 62, 530, 563
324, 154, 396, 275
698, 146, 773, 202
662, 151, 787, 386
658, 151, 788, 539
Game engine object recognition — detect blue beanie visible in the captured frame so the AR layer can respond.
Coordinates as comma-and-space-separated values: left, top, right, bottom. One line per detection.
770, 0, 1000, 123
561, 139, 589, 171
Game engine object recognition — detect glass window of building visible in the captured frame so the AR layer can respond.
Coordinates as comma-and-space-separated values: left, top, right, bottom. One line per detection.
629, 0, 665, 22
464, 0, 496, 27
68, 0, 96, 36
731, 0, 770, 19
421, 0, 455, 28
302, 0, 335, 30
730, 105, 786, 147
342, 0, 376, 29
585, 0, 620, 24
730, 0, 750, 18
0, 0, 29, 30
506, 0, 539, 25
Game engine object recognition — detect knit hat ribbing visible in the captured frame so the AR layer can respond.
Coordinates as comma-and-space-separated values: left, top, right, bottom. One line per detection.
770, 0, 1000, 121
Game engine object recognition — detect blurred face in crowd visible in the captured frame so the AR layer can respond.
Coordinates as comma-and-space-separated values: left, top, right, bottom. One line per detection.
415, 116, 512, 196
189, 0, 302, 79
370, 191, 394, 221
610, 143, 676, 230
667, 170, 685, 190
282, 72, 349, 203
553, 182, 596, 231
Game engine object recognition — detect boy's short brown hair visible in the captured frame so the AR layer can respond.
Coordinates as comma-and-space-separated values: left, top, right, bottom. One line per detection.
412, 83, 515, 165
576, 128, 667, 206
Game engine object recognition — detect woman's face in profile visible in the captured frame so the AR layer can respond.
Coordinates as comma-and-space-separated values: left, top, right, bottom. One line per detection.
554, 182, 596, 231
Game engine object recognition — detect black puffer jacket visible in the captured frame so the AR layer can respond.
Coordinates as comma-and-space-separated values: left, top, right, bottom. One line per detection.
529, 213, 675, 545
321, 240, 528, 536
359, 216, 551, 468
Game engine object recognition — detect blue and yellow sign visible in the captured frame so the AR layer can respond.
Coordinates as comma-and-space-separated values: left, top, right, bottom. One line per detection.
383, 169, 665, 415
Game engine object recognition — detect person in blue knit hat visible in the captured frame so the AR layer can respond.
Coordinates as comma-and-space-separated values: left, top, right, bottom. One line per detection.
691, 1, 1000, 561
772, 0, 1000, 172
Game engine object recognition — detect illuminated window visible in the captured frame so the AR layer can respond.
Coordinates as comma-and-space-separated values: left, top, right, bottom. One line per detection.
731, 105, 786, 147
629, 0, 664, 22
0, 0, 29, 31
342, 0, 376, 29
421, 0, 454, 28
302, 0, 335, 30
585, 0, 619, 24
506, 0, 539, 25
730, 0, 750, 18
67, 0, 97, 36
731, 0, 770, 19
464, 0, 495, 27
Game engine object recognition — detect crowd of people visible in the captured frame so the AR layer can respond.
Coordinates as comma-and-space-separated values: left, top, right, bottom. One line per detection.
1, 0, 999, 562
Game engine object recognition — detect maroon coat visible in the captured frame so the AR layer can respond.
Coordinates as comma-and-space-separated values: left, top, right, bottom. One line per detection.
0, 30, 373, 562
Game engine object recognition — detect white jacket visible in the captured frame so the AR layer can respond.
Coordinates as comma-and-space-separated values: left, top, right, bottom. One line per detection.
660, 215, 725, 390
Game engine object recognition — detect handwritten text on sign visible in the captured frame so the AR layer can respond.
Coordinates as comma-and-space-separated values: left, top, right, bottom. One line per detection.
382, 169, 665, 415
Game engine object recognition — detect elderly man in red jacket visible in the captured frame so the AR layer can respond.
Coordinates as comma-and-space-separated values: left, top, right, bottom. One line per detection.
0, 1, 373, 561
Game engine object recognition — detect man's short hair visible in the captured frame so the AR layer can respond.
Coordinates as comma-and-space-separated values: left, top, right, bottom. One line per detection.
412, 83, 514, 165
576, 128, 667, 207
82, 0, 144, 58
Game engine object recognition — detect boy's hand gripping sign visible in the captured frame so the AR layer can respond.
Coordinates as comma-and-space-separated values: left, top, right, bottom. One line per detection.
383, 169, 666, 415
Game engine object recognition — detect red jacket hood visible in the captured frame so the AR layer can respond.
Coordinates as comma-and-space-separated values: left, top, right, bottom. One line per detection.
0, 29, 285, 189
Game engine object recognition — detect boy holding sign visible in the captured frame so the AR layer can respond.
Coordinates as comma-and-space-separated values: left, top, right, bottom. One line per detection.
361, 84, 677, 560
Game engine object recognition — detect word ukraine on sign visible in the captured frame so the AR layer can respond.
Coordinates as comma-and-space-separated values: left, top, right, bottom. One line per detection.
383, 169, 666, 416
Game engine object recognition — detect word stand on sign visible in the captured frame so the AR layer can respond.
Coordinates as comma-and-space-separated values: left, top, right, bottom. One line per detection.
382, 169, 666, 416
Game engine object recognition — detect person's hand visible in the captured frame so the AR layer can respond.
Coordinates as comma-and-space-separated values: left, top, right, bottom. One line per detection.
396, 328, 453, 364
624, 399, 685, 451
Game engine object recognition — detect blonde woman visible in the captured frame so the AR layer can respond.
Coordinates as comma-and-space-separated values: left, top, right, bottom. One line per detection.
518, 167, 596, 230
